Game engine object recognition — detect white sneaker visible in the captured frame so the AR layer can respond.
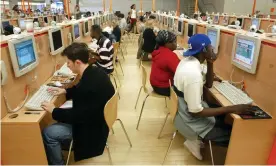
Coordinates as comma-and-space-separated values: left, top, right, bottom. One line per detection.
184, 139, 203, 160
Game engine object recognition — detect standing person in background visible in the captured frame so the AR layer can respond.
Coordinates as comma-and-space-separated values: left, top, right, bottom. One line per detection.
129, 4, 137, 33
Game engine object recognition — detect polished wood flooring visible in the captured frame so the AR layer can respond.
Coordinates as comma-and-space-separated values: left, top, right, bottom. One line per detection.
70, 35, 212, 165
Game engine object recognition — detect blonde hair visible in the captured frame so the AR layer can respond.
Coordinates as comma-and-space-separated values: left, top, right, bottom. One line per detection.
112, 20, 118, 27
145, 19, 154, 29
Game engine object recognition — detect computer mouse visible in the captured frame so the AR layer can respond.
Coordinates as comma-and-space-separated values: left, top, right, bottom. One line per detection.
54, 81, 62, 87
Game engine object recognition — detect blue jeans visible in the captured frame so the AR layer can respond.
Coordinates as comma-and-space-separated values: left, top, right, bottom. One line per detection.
42, 123, 72, 165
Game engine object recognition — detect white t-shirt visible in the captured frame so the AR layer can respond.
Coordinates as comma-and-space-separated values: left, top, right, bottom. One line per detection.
131, 9, 136, 19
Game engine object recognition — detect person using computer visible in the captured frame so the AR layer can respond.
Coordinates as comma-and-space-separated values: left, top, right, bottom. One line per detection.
173, 34, 254, 160
111, 20, 121, 43
200, 13, 207, 21
90, 25, 114, 74
118, 13, 127, 30
150, 30, 180, 97
41, 42, 115, 165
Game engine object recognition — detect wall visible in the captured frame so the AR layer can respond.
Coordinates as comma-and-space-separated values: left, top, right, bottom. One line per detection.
223, 0, 276, 15
198, 0, 225, 13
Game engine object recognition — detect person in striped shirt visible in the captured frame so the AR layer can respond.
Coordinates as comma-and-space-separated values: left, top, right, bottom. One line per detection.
90, 25, 114, 74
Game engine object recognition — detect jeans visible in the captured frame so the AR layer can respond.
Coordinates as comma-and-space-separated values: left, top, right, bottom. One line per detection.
42, 123, 72, 165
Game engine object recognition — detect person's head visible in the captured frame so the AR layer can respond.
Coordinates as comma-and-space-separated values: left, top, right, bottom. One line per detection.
13, 5, 19, 11
145, 19, 154, 29
91, 24, 102, 40
128, 12, 131, 16
193, 14, 198, 19
102, 31, 110, 38
156, 30, 177, 51
200, 13, 207, 21
139, 16, 145, 22
112, 20, 118, 28
183, 34, 216, 63
149, 15, 156, 20
61, 43, 89, 74
131, 4, 136, 9
119, 13, 125, 18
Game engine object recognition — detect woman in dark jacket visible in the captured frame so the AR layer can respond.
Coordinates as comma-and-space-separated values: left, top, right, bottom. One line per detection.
141, 19, 156, 60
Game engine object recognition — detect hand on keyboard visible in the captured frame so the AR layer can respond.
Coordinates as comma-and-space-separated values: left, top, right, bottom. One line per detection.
47, 87, 66, 96
230, 104, 255, 114
41, 102, 55, 113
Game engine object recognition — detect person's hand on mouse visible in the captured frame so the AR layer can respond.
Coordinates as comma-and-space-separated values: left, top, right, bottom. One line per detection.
41, 102, 55, 113
47, 87, 66, 96
230, 104, 254, 114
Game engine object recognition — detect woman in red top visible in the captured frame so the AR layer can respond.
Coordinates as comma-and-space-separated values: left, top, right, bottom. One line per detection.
150, 30, 180, 96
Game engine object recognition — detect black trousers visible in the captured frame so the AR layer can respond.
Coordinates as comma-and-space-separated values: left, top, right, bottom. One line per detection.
152, 85, 170, 97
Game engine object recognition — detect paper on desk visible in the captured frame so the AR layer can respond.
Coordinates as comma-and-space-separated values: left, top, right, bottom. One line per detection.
60, 100, 73, 109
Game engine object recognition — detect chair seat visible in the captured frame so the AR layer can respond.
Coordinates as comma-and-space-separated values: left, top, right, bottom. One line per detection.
149, 90, 168, 98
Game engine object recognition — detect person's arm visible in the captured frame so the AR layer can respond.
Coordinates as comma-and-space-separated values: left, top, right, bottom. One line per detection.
184, 81, 253, 118
65, 86, 77, 100
205, 62, 214, 88
167, 52, 180, 73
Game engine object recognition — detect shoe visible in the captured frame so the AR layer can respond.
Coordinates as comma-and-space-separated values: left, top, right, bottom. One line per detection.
184, 139, 203, 160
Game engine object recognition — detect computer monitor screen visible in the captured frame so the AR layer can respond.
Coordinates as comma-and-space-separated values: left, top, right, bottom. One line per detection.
52, 30, 63, 51
178, 21, 183, 34
234, 38, 255, 69
18, 19, 25, 30
15, 39, 36, 70
33, 18, 39, 23
44, 17, 48, 23
188, 24, 195, 37
74, 24, 80, 40
206, 28, 220, 54
237, 18, 243, 27
2, 21, 10, 31
164, 17, 168, 25
223, 16, 229, 25
53, 16, 57, 22
213, 15, 219, 24
251, 18, 260, 29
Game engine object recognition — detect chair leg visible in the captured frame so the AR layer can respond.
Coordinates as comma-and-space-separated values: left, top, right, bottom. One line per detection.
135, 86, 143, 109
66, 140, 73, 166
136, 94, 149, 130
158, 113, 170, 139
106, 144, 113, 165
111, 74, 118, 89
118, 61, 124, 76
111, 128, 115, 134
209, 140, 215, 166
165, 97, 167, 108
162, 130, 178, 165
117, 119, 133, 147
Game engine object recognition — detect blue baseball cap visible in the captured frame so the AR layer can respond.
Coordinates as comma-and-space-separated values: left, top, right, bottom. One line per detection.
184, 34, 211, 56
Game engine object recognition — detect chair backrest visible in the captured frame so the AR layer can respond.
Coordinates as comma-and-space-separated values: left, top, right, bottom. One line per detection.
104, 90, 119, 130
140, 64, 149, 93
112, 42, 119, 65
169, 86, 178, 122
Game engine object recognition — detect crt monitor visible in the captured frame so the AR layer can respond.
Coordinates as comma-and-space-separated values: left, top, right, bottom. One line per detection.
187, 23, 196, 38
206, 26, 220, 54
83, 20, 89, 36
231, 33, 261, 74
178, 20, 184, 35
72, 23, 80, 41
8, 35, 39, 77
33, 17, 39, 23
237, 17, 244, 28
44, 17, 48, 23
222, 16, 229, 26
251, 18, 260, 30
164, 16, 168, 26
1, 20, 10, 33
213, 15, 219, 24
53, 15, 57, 22
48, 27, 64, 55
18, 19, 26, 30
168, 17, 174, 28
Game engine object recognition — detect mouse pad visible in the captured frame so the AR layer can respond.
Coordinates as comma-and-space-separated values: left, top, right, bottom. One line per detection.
239, 106, 272, 120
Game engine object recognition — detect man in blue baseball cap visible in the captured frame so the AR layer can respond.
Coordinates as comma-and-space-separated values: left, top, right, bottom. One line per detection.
173, 34, 253, 160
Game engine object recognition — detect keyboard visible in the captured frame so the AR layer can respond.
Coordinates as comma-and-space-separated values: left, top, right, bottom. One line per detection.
214, 81, 253, 105
25, 85, 55, 111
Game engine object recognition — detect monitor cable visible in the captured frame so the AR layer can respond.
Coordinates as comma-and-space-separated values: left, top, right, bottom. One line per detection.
230, 67, 244, 87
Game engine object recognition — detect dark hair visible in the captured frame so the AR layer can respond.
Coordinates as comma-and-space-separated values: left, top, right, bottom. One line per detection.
139, 16, 144, 22
119, 13, 125, 18
131, 4, 135, 9
91, 24, 102, 34
102, 31, 110, 38
193, 14, 198, 19
149, 15, 156, 19
200, 13, 206, 17
62, 43, 89, 63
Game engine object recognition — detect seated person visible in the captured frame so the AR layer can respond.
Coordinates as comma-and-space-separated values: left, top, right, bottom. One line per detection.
140, 19, 156, 60
111, 20, 121, 42
118, 13, 127, 30
90, 25, 114, 74
150, 30, 180, 97
173, 34, 253, 160
200, 13, 207, 21
41, 42, 115, 165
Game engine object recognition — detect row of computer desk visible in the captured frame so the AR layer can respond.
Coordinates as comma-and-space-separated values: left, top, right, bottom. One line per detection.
156, 19, 276, 164
1, 18, 95, 164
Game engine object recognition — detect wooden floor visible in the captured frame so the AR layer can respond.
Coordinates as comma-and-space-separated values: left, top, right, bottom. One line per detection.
70, 35, 212, 165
